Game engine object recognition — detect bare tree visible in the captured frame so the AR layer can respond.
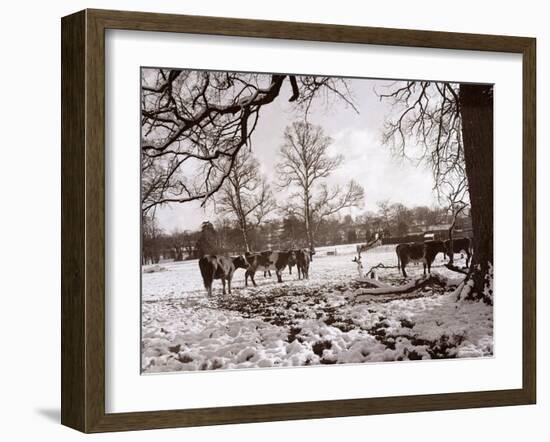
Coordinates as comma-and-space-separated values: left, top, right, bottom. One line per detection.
278, 121, 365, 249
378, 81, 493, 302
141, 69, 355, 216
142, 214, 163, 265
215, 150, 276, 252
376, 200, 392, 236
390, 203, 413, 236
169, 228, 185, 261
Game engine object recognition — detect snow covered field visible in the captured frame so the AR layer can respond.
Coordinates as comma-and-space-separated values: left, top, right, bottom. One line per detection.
141, 244, 493, 373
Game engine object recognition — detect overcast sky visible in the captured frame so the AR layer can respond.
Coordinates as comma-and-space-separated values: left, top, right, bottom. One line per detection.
154, 76, 439, 233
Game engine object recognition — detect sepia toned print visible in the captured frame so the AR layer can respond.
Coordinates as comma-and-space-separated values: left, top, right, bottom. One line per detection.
140, 68, 493, 373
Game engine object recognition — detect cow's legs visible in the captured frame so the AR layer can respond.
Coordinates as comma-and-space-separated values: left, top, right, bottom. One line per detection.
427, 257, 433, 274
401, 260, 408, 278
206, 283, 212, 297
227, 275, 232, 294
246, 270, 257, 287
221, 278, 226, 295
276, 268, 283, 283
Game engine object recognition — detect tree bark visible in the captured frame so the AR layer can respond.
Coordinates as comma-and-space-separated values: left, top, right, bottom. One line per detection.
459, 84, 493, 302
239, 218, 250, 253
304, 190, 314, 250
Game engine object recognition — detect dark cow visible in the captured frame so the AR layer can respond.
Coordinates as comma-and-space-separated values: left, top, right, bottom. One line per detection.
396, 240, 446, 277
245, 250, 296, 285
444, 238, 472, 267
295, 249, 314, 280
287, 248, 314, 275
198, 255, 249, 296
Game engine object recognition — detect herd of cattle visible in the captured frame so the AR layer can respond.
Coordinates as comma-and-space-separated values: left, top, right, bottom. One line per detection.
198, 249, 314, 296
197, 238, 472, 296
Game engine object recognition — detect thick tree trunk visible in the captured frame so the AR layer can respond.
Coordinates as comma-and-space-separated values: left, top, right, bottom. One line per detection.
459, 84, 494, 303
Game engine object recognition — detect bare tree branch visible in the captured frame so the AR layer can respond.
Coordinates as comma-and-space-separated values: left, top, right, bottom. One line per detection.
141, 69, 357, 215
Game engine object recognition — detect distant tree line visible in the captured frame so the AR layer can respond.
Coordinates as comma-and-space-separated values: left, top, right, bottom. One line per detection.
142, 202, 470, 263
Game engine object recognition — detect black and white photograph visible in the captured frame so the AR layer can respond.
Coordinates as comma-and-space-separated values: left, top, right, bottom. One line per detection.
140, 68, 494, 373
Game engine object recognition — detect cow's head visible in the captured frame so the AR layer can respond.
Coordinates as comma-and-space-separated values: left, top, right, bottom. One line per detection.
233, 255, 250, 270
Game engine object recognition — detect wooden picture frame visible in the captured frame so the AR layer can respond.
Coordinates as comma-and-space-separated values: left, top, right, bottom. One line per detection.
61, 8, 536, 433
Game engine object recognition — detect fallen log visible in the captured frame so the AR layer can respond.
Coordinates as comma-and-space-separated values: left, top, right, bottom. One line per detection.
356, 278, 393, 290
352, 272, 464, 299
